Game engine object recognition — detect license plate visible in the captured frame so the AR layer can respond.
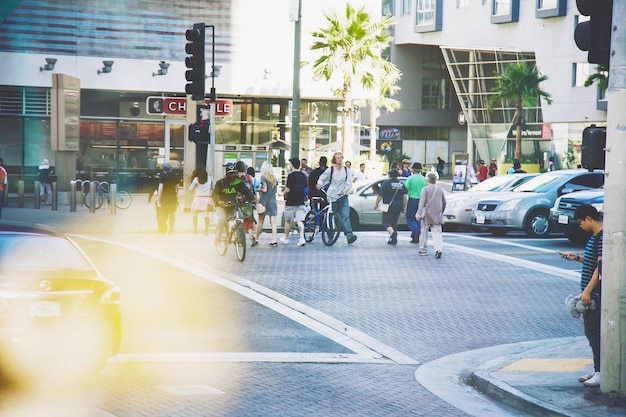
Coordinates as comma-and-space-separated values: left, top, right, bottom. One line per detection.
29, 301, 61, 317
475, 213, 485, 224
558, 214, 569, 225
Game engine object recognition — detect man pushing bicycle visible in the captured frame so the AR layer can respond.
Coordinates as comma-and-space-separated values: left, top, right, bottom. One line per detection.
212, 162, 256, 242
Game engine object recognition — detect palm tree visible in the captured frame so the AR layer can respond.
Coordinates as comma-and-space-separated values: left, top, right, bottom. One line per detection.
488, 62, 552, 161
310, 4, 400, 160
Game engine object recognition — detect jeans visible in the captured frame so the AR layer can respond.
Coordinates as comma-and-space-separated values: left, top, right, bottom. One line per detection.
406, 198, 421, 240
584, 298, 601, 372
332, 195, 353, 237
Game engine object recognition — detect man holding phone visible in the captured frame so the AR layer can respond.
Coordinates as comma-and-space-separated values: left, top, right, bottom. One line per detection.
560, 204, 603, 387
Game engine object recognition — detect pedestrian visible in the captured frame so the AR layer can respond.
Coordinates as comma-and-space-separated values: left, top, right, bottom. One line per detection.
374, 169, 407, 245
436, 156, 445, 177
316, 152, 357, 244
512, 160, 526, 173
255, 161, 279, 246
0, 159, 6, 219
488, 158, 498, 177
300, 158, 312, 176
155, 162, 179, 234
308, 156, 329, 211
247, 166, 261, 193
416, 172, 446, 259
404, 162, 427, 243
236, 161, 258, 246
507, 159, 518, 174
560, 204, 603, 387
212, 162, 256, 238
345, 160, 352, 169
281, 158, 308, 247
189, 165, 214, 235
37, 158, 53, 205
400, 160, 411, 177
477, 160, 488, 182
548, 156, 555, 171
353, 162, 367, 183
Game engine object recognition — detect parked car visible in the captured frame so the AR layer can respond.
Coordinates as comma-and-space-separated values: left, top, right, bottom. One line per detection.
347, 177, 408, 229
0, 221, 121, 383
443, 173, 538, 230
471, 170, 604, 237
549, 188, 604, 244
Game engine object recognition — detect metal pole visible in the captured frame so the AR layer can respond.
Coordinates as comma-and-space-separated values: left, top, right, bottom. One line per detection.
109, 182, 117, 215
34, 181, 40, 209
291, 0, 302, 159
17, 180, 24, 208
601, 0, 626, 396
70, 180, 76, 212
51, 181, 57, 211
207, 24, 217, 181
89, 181, 97, 213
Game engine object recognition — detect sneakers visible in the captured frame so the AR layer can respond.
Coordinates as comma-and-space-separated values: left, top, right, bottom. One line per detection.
250, 237, 258, 247
387, 231, 397, 245
583, 372, 601, 387
347, 235, 357, 244
578, 371, 596, 383
268, 241, 278, 247
280, 237, 289, 245
434, 251, 442, 259
418, 250, 427, 256
297, 238, 306, 247
410, 239, 420, 244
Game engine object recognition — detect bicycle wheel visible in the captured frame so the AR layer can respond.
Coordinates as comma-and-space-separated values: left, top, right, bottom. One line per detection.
214, 222, 228, 256
321, 212, 341, 246
84, 192, 104, 210
114, 191, 132, 209
234, 223, 247, 262
303, 210, 317, 243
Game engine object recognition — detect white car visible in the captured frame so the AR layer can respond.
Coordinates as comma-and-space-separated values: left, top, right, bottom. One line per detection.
443, 173, 538, 230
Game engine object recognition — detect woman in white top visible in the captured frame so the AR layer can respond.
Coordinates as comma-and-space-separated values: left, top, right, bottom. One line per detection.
255, 161, 279, 246
189, 165, 214, 235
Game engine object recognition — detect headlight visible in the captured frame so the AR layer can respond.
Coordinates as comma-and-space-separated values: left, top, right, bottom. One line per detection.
499, 199, 523, 211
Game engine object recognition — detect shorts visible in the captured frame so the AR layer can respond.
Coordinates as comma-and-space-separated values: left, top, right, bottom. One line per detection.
283, 205, 307, 222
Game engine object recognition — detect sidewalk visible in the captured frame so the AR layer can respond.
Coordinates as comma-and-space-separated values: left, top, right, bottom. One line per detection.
1, 199, 624, 417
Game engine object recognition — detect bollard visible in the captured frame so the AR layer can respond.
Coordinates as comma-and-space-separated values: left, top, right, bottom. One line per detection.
109, 182, 117, 215
51, 182, 57, 211
70, 180, 76, 212
17, 180, 24, 208
89, 181, 97, 213
34, 181, 40, 209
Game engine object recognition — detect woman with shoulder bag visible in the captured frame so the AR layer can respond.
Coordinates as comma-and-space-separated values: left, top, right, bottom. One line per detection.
374, 169, 407, 245
189, 165, 214, 235
255, 161, 279, 246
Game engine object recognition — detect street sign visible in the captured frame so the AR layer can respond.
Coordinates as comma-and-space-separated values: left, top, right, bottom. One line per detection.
146, 97, 233, 116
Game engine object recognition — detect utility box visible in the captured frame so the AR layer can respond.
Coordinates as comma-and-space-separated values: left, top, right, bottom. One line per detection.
581, 124, 606, 171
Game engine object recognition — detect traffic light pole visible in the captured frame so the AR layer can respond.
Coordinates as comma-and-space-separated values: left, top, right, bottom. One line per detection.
207, 24, 216, 181
602, 1, 626, 396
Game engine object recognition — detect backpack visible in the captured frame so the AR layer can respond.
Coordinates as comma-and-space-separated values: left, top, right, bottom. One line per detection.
323, 166, 348, 191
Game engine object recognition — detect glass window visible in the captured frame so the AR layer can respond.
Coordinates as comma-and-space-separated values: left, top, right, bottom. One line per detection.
422, 47, 446, 70
538, 0, 557, 8
572, 62, 592, 87
536, 0, 566, 18
401, 0, 412, 15
415, 0, 442, 32
382, 0, 393, 16
491, 0, 519, 23
457, 0, 470, 7
422, 78, 450, 110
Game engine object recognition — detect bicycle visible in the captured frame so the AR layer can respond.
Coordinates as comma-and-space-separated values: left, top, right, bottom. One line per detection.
214, 201, 251, 262
84, 181, 133, 210
302, 190, 341, 246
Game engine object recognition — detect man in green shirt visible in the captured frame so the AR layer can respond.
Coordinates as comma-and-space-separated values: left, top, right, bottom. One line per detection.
405, 163, 427, 243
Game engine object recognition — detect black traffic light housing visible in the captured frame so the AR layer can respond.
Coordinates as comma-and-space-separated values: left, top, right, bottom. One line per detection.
185, 23, 206, 101
574, 0, 613, 67
581, 124, 606, 172
188, 105, 210, 144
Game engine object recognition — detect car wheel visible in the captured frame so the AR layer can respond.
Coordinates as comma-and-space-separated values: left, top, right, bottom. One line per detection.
349, 209, 359, 230
525, 209, 550, 237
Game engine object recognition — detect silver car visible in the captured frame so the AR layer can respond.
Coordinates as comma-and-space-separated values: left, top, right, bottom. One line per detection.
471, 170, 604, 237
443, 173, 537, 230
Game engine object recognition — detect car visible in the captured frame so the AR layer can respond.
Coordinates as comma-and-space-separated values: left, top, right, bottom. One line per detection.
471, 170, 604, 237
347, 177, 408, 229
443, 173, 538, 230
549, 188, 604, 244
0, 220, 121, 383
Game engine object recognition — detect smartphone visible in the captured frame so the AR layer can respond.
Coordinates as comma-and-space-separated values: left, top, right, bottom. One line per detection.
556, 250, 565, 256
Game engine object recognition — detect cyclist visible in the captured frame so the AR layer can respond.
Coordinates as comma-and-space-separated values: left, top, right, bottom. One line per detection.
315, 152, 357, 245
212, 162, 256, 241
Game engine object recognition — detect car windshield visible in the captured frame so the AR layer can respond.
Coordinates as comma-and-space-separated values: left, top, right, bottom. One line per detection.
512, 174, 561, 193
469, 175, 518, 192
0, 234, 92, 270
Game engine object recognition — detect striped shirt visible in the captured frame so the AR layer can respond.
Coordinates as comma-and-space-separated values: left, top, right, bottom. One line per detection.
581, 231, 603, 299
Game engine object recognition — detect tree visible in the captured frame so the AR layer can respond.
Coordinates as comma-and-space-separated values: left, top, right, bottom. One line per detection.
310, 4, 400, 160
488, 62, 552, 161
584, 65, 608, 90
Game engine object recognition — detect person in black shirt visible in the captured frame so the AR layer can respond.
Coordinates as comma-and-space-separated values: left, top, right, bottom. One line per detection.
281, 158, 308, 246
155, 162, 179, 234
308, 156, 328, 211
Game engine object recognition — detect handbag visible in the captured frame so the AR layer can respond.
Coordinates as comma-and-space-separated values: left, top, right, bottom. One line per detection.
379, 203, 390, 212
255, 202, 266, 214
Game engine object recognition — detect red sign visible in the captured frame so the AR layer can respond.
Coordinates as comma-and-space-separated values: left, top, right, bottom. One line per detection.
146, 97, 233, 117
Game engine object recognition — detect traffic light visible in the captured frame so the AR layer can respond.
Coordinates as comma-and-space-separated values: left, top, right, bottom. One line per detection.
188, 121, 209, 144
185, 23, 205, 101
574, 0, 613, 67
581, 124, 606, 171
